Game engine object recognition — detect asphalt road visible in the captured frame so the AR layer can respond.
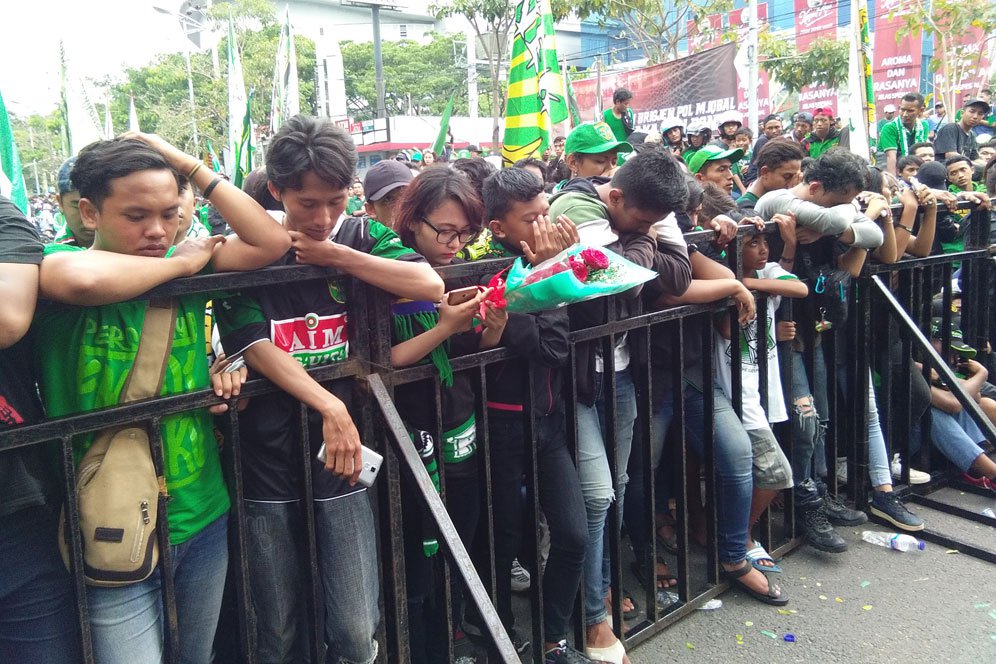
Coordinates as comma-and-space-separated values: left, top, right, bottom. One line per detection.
628, 488, 996, 664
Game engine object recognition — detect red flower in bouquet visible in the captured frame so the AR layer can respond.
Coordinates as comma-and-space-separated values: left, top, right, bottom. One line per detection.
580, 248, 610, 270
568, 255, 589, 282
523, 261, 568, 285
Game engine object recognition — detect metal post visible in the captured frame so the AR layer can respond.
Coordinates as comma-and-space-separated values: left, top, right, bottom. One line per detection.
183, 44, 199, 152
747, 0, 759, 136
372, 5, 386, 119
595, 56, 603, 121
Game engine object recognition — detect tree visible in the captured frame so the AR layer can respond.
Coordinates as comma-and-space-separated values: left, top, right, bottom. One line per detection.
10, 111, 64, 195
896, 0, 996, 113
340, 33, 471, 120
759, 32, 850, 94
570, 0, 734, 64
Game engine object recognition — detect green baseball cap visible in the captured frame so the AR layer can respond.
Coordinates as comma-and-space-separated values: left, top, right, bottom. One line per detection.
565, 122, 633, 156
930, 317, 976, 358
686, 144, 745, 174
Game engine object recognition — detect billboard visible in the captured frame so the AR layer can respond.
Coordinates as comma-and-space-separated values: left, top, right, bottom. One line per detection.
871, 0, 923, 116
795, 0, 840, 114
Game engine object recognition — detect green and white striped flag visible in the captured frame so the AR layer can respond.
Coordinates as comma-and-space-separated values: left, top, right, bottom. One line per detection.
0, 88, 29, 214
270, 6, 300, 134
501, 0, 568, 166
227, 16, 249, 181
233, 90, 254, 189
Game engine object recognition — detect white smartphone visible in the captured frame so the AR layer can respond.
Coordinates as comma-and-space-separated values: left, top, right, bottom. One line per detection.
316, 443, 383, 488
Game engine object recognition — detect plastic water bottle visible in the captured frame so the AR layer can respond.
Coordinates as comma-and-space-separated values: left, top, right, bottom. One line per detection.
861, 531, 925, 552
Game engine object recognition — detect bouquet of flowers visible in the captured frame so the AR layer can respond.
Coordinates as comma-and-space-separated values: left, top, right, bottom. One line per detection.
498, 244, 656, 314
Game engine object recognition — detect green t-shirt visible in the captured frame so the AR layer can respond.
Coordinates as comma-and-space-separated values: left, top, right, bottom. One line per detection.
548, 190, 608, 226
807, 134, 840, 158
33, 244, 230, 544
345, 196, 365, 215
602, 107, 634, 142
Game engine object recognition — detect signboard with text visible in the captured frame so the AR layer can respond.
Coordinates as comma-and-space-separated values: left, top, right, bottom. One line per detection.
795, 0, 840, 114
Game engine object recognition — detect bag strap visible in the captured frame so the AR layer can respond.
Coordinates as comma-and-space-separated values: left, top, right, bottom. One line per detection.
119, 298, 178, 404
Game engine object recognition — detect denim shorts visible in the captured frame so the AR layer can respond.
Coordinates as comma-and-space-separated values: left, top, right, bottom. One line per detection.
747, 427, 794, 490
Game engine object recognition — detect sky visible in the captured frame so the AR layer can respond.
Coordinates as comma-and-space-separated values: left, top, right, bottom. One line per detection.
1, 0, 201, 117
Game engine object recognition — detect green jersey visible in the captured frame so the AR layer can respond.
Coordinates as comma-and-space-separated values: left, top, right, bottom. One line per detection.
602, 107, 635, 142
33, 244, 230, 543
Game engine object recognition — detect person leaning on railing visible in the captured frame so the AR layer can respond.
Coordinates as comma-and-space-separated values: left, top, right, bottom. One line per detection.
33, 133, 291, 664
0, 194, 83, 662
214, 115, 444, 664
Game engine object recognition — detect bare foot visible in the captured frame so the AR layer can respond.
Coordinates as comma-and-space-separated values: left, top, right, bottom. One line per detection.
722, 561, 782, 599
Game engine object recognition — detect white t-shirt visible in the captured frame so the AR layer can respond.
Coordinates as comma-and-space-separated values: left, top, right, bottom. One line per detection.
714, 262, 796, 429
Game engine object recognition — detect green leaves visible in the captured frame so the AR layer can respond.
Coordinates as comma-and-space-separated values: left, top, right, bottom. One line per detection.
759, 33, 850, 94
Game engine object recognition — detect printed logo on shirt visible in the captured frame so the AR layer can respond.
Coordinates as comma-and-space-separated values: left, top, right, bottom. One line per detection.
0, 396, 24, 427
327, 279, 346, 304
726, 319, 775, 368
270, 312, 348, 367
442, 414, 477, 463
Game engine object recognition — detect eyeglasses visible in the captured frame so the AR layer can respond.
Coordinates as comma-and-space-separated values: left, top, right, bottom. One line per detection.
421, 217, 477, 245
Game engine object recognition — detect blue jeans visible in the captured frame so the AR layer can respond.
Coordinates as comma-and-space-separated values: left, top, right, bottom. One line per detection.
87, 512, 229, 664
928, 408, 987, 472
0, 505, 82, 663
650, 386, 753, 564
246, 492, 380, 664
576, 370, 637, 627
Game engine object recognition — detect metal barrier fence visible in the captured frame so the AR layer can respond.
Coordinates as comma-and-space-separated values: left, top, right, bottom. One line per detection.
1, 200, 993, 663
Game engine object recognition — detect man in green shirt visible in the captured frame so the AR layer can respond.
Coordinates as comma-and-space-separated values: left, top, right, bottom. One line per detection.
602, 88, 635, 142
803, 107, 841, 158
879, 92, 929, 176
688, 144, 745, 195
51, 156, 94, 248
35, 133, 291, 664
345, 180, 366, 216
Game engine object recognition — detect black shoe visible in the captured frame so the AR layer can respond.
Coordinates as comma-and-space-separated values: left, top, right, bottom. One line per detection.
797, 503, 848, 553
543, 640, 593, 663
510, 627, 530, 655
870, 490, 925, 532
464, 620, 530, 655
818, 483, 869, 526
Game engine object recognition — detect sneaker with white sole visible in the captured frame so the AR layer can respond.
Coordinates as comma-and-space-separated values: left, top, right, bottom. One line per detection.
891, 453, 930, 484
836, 457, 848, 484
510, 558, 531, 593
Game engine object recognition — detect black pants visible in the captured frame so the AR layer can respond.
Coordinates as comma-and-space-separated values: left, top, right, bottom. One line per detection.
480, 409, 586, 643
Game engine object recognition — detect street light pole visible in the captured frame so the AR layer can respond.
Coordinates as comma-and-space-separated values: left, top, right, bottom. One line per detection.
184, 43, 199, 151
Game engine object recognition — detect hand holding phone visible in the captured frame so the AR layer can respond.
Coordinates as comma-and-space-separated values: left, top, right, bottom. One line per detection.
316, 443, 383, 487
447, 286, 480, 306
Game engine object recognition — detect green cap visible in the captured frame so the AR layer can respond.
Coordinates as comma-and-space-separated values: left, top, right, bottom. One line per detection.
565, 122, 634, 156
457, 149, 472, 159
686, 144, 745, 174
930, 317, 976, 358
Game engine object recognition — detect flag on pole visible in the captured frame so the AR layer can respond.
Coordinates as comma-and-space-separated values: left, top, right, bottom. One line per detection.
206, 139, 222, 173
227, 16, 249, 179
233, 90, 254, 189
128, 95, 140, 132
501, 0, 569, 166
270, 6, 300, 134
562, 60, 582, 129
104, 102, 114, 139
60, 41, 102, 155
0, 88, 29, 214
431, 94, 455, 155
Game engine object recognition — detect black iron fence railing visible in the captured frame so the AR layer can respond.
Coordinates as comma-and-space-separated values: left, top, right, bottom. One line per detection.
1, 198, 993, 663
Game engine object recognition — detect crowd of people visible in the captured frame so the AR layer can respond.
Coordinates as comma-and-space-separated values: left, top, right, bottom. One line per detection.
1, 81, 995, 664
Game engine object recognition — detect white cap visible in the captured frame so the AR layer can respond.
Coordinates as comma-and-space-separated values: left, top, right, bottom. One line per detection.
884, 104, 897, 113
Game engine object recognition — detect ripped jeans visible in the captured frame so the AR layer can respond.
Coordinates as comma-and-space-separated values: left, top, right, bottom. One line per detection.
790, 350, 826, 508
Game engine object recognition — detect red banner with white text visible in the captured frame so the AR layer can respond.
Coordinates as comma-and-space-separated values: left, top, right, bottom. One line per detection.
871, 0, 923, 117
794, 0, 840, 115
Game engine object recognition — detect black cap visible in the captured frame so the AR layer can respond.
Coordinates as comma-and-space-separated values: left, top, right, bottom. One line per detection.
363, 160, 413, 201
963, 97, 992, 114
916, 160, 947, 189
467, 144, 481, 153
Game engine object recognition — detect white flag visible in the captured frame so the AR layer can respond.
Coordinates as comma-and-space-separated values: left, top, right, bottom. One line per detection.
227, 16, 248, 176
270, 6, 300, 134
104, 102, 114, 139
129, 95, 140, 132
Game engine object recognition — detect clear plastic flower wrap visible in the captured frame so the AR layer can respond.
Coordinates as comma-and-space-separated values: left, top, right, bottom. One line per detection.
500, 244, 657, 313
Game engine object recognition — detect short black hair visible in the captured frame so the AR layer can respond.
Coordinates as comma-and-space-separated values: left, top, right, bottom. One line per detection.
803, 148, 868, 193
613, 88, 633, 104
482, 168, 544, 221
699, 182, 737, 225
945, 154, 972, 170
910, 141, 934, 154
266, 115, 357, 192
762, 114, 783, 126
897, 155, 923, 172
513, 157, 548, 182
451, 157, 497, 200
609, 149, 688, 217
864, 165, 885, 193
242, 167, 282, 210
684, 177, 704, 215
901, 92, 926, 107
71, 138, 178, 209
755, 138, 805, 171
734, 127, 753, 139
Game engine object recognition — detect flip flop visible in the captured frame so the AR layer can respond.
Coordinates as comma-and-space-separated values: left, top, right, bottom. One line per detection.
585, 637, 627, 664
630, 560, 678, 589
746, 541, 782, 573
723, 561, 788, 606
621, 588, 639, 621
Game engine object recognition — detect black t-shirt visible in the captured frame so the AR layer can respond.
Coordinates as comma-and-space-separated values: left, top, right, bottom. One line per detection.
0, 196, 56, 517
216, 216, 426, 500
933, 123, 979, 160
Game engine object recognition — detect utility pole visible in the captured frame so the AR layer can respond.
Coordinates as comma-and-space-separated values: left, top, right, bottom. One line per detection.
595, 56, 603, 121
747, 0, 759, 137
467, 28, 479, 119
372, 5, 386, 118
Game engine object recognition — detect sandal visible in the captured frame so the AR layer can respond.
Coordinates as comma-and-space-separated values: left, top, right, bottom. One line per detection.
746, 540, 782, 573
630, 559, 678, 589
655, 513, 679, 554
585, 637, 627, 664
723, 561, 788, 606
621, 588, 639, 621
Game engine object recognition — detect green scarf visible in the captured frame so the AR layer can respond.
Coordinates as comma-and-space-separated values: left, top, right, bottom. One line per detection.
391, 300, 454, 387
889, 116, 928, 156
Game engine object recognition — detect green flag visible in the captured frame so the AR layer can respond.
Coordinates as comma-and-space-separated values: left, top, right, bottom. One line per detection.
233, 90, 254, 189
502, 0, 568, 166
432, 94, 454, 155
0, 89, 29, 214
563, 64, 582, 129
206, 139, 222, 173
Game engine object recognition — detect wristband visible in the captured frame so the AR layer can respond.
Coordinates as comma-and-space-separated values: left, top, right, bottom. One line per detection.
187, 162, 203, 180
893, 221, 913, 232
202, 177, 222, 198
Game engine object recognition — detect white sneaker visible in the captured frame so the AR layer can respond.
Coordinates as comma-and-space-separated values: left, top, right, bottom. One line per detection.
891, 453, 930, 485
836, 457, 848, 484
510, 558, 531, 593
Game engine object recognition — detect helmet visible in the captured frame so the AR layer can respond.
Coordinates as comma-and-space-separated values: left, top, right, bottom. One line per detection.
686, 122, 710, 135
717, 110, 743, 128
659, 117, 684, 134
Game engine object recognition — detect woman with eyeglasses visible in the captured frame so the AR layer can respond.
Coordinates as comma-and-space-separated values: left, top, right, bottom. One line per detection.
390, 167, 508, 663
